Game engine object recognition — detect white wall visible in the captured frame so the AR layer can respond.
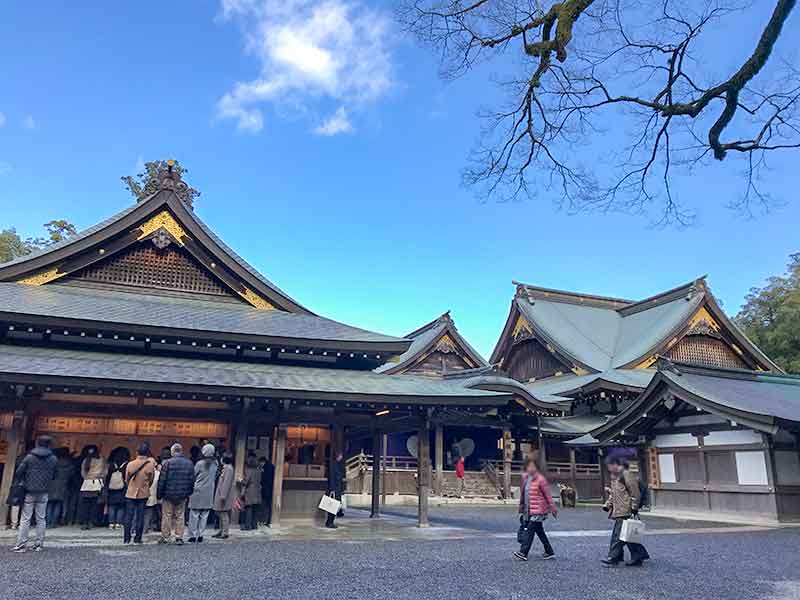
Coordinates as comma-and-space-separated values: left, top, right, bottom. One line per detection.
704, 430, 763, 446
653, 433, 697, 448
735, 451, 769, 486
658, 453, 677, 483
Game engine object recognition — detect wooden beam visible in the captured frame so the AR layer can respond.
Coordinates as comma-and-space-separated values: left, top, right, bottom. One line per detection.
434, 424, 444, 496
370, 429, 382, 517
271, 425, 287, 527
381, 433, 388, 507
0, 409, 25, 526
418, 422, 431, 527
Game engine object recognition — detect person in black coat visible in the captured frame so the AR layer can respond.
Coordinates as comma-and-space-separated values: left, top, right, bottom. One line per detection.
259, 457, 275, 527
325, 452, 345, 529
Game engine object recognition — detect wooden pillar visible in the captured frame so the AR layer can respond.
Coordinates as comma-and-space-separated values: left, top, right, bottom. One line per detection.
434, 424, 444, 496
0, 410, 25, 526
598, 447, 607, 501
370, 429, 382, 517
569, 447, 577, 492
233, 399, 252, 481
418, 422, 431, 527
502, 426, 512, 500
381, 433, 388, 506
537, 426, 547, 465
271, 425, 287, 527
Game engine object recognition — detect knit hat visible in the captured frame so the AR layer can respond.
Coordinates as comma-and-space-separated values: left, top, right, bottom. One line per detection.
201, 443, 215, 458
171, 443, 183, 457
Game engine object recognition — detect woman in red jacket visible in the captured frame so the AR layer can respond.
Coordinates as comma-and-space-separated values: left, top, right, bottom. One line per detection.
514, 457, 557, 561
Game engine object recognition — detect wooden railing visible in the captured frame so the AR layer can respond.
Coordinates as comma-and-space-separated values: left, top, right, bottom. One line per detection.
484, 459, 601, 477
345, 452, 418, 479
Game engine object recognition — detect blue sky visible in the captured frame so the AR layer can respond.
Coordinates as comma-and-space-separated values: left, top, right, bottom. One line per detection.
1, 1, 798, 358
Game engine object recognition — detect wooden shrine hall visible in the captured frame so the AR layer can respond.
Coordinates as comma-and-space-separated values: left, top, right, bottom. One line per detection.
0, 164, 544, 527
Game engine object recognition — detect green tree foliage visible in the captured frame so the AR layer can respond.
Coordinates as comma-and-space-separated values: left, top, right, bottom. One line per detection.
736, 254, 800, 373
0, 220, 77, 264
121, 159, 200, 204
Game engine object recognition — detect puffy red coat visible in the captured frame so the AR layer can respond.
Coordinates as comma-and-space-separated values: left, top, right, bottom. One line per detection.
518, 472, 556, 515
455, 457, 465, 479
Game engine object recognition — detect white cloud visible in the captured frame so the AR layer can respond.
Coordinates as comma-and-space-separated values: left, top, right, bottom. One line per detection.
0, 161, 11, 176
216, 0, 393, 133
314, 106, 353, 136
0, 112, 6, 128
23, 115, 36, 130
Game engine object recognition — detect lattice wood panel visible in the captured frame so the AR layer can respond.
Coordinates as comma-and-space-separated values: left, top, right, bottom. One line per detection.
72, 244, 233, 296
506, 338, 566, 382
667, 335, 747, 369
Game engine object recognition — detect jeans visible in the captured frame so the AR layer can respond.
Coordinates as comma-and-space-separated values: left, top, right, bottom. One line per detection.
144, 505, 160, 532
161, 498, 186, 541
519, 518, 554, 557
324, 492, 341, 527
124, 498, 147, 542
46, 500, 63, 528
108, 503, 125, 525
188, 509, 210, 539
242, 504, 259, 530
608, 517, 649, 563
17, 493, 48, 548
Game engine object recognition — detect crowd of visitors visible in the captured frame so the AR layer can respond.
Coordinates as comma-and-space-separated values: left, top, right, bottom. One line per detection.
5, 437, 289, 552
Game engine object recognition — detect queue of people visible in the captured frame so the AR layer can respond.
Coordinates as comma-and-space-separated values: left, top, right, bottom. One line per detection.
6, 438, 281, 552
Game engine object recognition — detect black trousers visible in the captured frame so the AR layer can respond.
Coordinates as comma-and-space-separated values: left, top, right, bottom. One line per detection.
124, 498, 147, 542
242, 505, 259, 530
325, 492, 341, 527
608, 517, 649, 562
78, 495, 99, 527
519, 519, 554, 557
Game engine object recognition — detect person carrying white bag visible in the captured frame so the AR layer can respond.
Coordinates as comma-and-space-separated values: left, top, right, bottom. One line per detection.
601, 455, 650, 567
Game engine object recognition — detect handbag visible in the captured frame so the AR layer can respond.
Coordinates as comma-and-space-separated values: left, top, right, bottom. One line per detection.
516, 517, 531, 543
318, 493, 342, 515
80, 478, 104, 493
7, 483, 25, 506
619, 516, 645, 544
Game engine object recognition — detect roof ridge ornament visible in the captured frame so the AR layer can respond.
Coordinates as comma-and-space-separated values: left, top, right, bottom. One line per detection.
143, 159, 195, 209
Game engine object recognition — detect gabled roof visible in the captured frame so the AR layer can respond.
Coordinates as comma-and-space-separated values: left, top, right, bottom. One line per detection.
375, 312, 488, 375
491, 278, 780, 373
0, 167, 411, 355
588, 360, 800, 441
0, 168, 308, 313
524, 369, 655, 400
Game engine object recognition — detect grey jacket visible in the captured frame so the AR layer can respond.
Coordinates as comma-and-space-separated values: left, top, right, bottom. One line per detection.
213, 464, 236, 512
188, 458, 218, 510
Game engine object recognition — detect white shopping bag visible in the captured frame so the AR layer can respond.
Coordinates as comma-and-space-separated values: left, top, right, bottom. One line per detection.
318, 494, 342, 515
619, 517, 645, 544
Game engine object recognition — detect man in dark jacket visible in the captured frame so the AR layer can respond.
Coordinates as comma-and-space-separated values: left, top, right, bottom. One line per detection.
325, 452, 345, 529
156, 443, 195, 545
260, 457, 275, 527
10, 435, 57, 553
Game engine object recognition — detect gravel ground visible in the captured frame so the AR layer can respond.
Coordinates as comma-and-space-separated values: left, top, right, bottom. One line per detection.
3, 507, 798, 600
378, 505, 733, 533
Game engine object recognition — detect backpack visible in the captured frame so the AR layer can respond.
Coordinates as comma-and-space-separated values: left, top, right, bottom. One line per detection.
108, 465, 126, 491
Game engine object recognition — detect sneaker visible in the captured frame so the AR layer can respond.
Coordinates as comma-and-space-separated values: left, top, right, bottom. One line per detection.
211, 532, 223, 539
220, 534, 229, 540
513, 552, 528, 561
188, 537, 197, 543
32, 545, 43, 553
123, 538, 131, 545
175, 538, 184, 546
541, 553, 555, 560
133, 539, 143, 545
157, 538, 170, 545
10, 544, 26, 553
